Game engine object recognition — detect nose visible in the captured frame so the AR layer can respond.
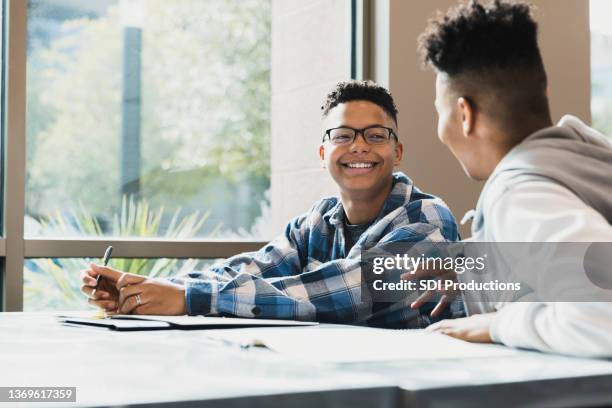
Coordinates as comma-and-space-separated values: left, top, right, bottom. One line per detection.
349, 131, 370, 153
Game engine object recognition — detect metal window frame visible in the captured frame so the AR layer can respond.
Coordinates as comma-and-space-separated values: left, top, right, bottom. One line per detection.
350, 0, 371, 80
23, 239, 264, 259
3, 0, 27, 312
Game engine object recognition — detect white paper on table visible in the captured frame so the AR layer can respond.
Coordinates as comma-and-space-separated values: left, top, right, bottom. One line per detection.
206, 327, 517, 363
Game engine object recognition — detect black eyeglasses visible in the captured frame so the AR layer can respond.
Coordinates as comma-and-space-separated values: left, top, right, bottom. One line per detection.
322, 126, 398, 146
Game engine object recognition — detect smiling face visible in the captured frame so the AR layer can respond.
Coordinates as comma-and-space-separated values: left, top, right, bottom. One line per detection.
320, 100, 403, 198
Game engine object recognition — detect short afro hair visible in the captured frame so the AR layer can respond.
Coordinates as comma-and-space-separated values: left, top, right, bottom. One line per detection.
417, 0, 544, 76
417, 0, 551, 131
321, 80, 399, 125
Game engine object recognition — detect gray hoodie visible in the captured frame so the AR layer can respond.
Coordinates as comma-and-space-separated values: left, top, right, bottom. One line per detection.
464, 115, 612, 356
472, 115, 612, 240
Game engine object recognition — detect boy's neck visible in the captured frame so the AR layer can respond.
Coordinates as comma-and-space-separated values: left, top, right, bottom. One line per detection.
507, 116, 554, 146
484, 116, 554, 178
340, 180, 393, 225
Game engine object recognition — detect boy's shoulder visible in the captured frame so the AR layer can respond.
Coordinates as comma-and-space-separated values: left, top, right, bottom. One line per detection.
286, 196, 340, 231
311, 196, 340, 213
402, 180, 456, 220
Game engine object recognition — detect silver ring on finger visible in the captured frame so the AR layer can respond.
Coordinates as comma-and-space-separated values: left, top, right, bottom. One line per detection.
135, 294, 142, 306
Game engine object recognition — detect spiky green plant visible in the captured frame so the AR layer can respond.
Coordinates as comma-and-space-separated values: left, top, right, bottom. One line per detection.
24, 196, 220, 311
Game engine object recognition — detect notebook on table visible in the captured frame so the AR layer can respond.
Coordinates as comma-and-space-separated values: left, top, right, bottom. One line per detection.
57, 314, 318, 331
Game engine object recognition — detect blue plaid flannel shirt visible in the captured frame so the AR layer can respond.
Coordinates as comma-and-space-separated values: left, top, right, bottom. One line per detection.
171, 172, 460, 328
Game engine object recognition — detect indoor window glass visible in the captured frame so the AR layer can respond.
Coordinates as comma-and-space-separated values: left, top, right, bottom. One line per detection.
25, 0, 272, 239
24, 257, 216, 311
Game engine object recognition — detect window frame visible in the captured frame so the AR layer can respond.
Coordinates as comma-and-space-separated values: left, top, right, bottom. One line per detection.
0, 0, 269, 311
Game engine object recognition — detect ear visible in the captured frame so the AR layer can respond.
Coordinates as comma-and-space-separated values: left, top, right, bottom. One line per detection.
319, 144, 326, 167
393, 141, 403, 166
457, 97, 475, 138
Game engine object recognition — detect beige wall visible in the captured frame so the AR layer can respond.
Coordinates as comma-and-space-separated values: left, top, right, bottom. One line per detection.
270, 0, 351, 232
270, 0, 591, 238
535, 0, 591, 123
384, 0, 483, 238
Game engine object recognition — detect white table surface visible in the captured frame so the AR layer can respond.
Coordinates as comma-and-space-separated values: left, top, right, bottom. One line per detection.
2, 312, 612, 408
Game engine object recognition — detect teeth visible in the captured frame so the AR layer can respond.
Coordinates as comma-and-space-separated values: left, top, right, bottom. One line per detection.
346, 162, 374, 168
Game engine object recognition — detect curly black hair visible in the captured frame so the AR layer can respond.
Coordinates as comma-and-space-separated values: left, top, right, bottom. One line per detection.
321, 80, 399, 125
418, 0, 550, 128
418, 0, 543, 75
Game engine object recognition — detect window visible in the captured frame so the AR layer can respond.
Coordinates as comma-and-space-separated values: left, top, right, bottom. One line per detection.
26, 0, 272, 239
0, 0, 353, 311
590, 0, 612, 138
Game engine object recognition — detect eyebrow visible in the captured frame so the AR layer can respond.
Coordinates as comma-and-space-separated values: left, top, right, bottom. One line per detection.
337, 123, 387, 128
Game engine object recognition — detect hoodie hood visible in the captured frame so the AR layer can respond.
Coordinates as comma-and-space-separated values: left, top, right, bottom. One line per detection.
472, 115, 612, 236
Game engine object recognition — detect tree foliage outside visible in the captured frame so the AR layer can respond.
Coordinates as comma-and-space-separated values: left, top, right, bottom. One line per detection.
24, 0, 271, 310
26, 0, 272, 237
591, 31, 612, 138
24, 196, 218, 311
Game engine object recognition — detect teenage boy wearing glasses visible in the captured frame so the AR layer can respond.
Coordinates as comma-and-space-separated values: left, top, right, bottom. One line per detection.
80, 80, 459, 328
414, 0, 612, 356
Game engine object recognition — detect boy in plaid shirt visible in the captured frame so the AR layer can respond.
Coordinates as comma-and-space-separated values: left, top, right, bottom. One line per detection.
81, 80, 459, 328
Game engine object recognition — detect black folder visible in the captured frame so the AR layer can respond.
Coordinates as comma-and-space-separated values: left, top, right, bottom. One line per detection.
58, 314, 318, 331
